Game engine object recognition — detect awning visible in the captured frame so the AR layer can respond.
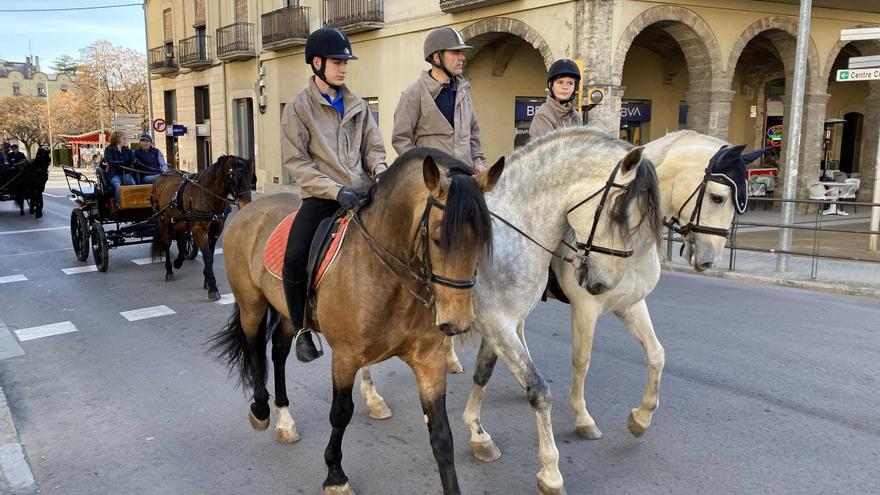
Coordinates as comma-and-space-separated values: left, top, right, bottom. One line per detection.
60, 130, 111, 145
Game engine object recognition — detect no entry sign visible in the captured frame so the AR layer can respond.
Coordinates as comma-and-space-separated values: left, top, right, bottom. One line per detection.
153, 118, 167, 132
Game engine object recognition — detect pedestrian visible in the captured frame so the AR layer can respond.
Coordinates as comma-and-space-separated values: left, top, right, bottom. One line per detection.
392, 26, 485, 172
134, 133, 170, 184
528, 59, 583, 141
281, 27, 387, 363
103, 131, 135, 206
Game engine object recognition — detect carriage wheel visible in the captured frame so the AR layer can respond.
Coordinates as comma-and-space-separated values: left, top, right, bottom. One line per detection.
184, 232, 199, 260
91, 223, 109, 272
70, 209, 90, 261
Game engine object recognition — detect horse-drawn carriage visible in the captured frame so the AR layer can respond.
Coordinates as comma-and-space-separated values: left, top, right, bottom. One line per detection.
63, 166, 196, 271
0, 148, 51, 217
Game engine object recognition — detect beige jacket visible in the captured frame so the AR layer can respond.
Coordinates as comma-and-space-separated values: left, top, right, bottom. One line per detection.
528, 96, 583, 141
392, 71, 485, 168
282, 77, 387, 200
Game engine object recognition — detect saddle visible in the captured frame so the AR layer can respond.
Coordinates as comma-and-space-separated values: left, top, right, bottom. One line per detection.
263, 210, 350, 290
541, 267, 570, 305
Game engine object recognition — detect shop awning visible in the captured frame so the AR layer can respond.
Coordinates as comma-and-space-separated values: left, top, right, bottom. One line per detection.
60, 130, 111, 145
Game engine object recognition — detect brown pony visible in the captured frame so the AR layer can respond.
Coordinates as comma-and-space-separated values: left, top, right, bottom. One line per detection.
210, 149, 503, 495
150, 155, 253, 300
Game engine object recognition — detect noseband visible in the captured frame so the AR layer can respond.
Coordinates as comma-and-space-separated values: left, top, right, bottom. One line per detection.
351, 194, 476, 309
663, 173, 732, 240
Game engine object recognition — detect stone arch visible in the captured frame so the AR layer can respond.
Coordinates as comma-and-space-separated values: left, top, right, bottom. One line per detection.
824, 26, 880, 88
612, 5, 721, 87
459, 17, 554, 70
726, 16, 821, 85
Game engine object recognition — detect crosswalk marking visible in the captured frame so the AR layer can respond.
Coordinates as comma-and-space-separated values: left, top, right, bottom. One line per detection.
15, 321, 78, 342
0, 226, 67, 236
131, 257, 160, 265
120, 305, 176, 322
62, 265, 98, 275
215, 293, 235, 305
0, 274, 27, 284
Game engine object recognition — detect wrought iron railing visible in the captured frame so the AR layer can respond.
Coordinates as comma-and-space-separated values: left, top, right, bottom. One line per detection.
149, 45, 178, 72
322, 0, 383, 30
179, 34, 213, 65
216, 22, 255, 57
262, 6, 310, 47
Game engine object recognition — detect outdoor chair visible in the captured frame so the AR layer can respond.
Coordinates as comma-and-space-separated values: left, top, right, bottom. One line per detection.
833, 171, 848, 183
839, 178, 860, 213
748, 179, 768, 211
807, 181, 835, 215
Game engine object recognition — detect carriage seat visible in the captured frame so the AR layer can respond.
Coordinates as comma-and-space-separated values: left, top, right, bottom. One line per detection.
62, 166, 96, 200
263, 210, 350, 289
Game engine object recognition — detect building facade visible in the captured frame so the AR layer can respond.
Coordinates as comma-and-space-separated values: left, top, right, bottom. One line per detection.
144, 0, 880, 201
0, 57, 74, 99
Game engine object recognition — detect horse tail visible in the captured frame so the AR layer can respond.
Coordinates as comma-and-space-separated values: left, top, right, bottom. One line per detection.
206, 302, 271, 391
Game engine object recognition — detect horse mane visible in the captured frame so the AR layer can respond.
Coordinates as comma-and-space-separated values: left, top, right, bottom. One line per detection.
508, 126, 631, 168
609, 157, 662, 245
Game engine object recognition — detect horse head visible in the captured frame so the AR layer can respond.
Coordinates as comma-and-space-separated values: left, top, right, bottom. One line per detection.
218, 155, 254, 207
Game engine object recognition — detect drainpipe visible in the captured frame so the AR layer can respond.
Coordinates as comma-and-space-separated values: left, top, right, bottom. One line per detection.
143, 1, 155, 134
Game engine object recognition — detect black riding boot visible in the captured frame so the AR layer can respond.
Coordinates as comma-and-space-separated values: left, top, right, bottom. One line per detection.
284, 278, 322, 363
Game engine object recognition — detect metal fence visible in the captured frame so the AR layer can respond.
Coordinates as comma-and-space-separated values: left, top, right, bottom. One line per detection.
179, 34, 212, 65
322, 0, 383, 29
148, 46, 177, 71
262, 5, 310, 46
216, 22, 255, 57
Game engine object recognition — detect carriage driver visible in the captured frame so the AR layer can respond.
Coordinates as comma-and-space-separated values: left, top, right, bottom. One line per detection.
281, 27, 387, 363
135, 133, 170, 184
528, 59, 583, 141
393, 27, 486, 172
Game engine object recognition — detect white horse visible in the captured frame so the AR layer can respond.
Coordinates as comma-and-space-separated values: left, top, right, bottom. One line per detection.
459, 131, 742, 453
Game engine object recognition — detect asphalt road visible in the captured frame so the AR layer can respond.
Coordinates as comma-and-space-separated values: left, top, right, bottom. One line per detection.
0, 182, 878, 494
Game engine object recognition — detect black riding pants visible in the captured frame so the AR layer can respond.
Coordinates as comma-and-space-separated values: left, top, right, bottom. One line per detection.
282, 197, 340, 328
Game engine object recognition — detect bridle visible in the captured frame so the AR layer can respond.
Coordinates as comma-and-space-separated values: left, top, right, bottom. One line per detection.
489, 161, 635, 268
350, 194, 476, 309
663, 150, 737, 241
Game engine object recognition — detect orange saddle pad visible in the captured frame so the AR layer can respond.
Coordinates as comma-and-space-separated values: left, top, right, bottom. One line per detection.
263, 212, 350, 288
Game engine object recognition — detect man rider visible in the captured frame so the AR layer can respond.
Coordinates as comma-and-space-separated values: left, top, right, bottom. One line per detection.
528, 59, 583, 141
392, 27, 485, 172
281, 27, 387, 362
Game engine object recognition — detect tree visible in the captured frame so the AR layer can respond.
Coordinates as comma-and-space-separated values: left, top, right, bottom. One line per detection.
77, 40, 148, 118
0, 96, 49, 158
50, 55, 79, 76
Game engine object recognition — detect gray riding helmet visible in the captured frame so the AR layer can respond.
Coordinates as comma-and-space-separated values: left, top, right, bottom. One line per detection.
423, 27, 472, 63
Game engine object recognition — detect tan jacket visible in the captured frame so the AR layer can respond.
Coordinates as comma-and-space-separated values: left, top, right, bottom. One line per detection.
528, 96, 583, 141
392, 71, 484, 168
282, 77, 387, 200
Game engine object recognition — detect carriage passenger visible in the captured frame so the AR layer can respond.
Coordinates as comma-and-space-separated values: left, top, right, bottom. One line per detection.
528, 59, 583, 141
281, 27, 387, 363
103, 132, 136, 205
6, 144, 27, 164
392, 27, 486, 172
134, 134, 169, 184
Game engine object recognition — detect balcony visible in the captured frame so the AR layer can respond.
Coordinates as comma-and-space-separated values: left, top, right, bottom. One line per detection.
179, 34, 213, 69
439, 0, 509, 14
216, 22, 256, 61
322, 0, 383, 34
262, 5, 310, 51
149, 46, 179, 75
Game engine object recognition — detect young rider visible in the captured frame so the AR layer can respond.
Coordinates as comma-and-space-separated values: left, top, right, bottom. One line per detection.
281, 27, 387, 363
528, 59, 583, 141
392, 27, 485, 172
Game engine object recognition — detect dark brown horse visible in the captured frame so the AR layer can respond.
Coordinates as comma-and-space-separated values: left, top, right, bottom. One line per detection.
210, 149, 503, 495
150, 155, 253, 300
1, 148, 51, 218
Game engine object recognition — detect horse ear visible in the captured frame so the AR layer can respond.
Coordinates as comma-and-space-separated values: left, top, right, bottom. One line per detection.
476, 156, 504, 192
728, 144, 746, 158
620, 146, 644, 174
422, 155, 440, 192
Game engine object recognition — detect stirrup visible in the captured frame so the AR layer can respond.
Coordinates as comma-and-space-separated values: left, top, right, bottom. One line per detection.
294, 328, 324, 363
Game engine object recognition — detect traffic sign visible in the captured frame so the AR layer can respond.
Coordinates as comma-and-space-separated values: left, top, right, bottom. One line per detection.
836, 68, 880, 81
153, 118, 167, 132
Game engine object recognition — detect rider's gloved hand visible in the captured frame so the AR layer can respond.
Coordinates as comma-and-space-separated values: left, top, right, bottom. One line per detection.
336, 187, 360, 210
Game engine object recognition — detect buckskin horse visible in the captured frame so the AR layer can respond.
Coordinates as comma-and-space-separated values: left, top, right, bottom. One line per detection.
150, 155, 253, 300
211, 149, 503, 495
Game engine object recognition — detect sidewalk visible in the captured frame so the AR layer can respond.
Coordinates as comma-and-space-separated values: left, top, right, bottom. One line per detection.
663, 207, 880, 299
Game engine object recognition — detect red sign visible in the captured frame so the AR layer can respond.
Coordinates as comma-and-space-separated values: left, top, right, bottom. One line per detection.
153, 118, 167, 132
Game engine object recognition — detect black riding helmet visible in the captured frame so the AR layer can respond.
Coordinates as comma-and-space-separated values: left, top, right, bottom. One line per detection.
547, 59, 581, 103
305, 27, 358, 89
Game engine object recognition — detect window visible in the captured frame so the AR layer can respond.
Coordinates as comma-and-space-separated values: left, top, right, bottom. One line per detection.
37, 85, 46, 97
12, 84, 20, 96
60, 84, 69, 92
232, 98, 254, 161
194, 86, 210, 123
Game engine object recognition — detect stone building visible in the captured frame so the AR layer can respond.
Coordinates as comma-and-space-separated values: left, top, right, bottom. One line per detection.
144, 0, 879, 201
0, 56, 75, 99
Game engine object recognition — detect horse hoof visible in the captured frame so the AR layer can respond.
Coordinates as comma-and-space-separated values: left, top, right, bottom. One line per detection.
275, 425, 301, 444
248, 410, 269, 431
447, 362, 464, 374
367, 400, 393, 420
324, 482, 355, 495
165, 273, 175, 282
207, 291, 221, 301
173, 259, 183, 269
627, 411, 647, 438
35, 212, 42, 219
537, 478, 566, 495
575, 424, 603, 440
471, 439, 502, 462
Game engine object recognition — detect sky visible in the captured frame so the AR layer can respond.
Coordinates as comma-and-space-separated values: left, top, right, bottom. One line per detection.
0, 1, 146, 72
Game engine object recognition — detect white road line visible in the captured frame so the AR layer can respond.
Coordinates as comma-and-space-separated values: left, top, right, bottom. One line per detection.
62, 265, 98, 275
0, 226, 67, 236
215, 248, 223, 254
120, 305, 176, 322
15, 321, 78, 342
215, 293, 235, 305
43, 193, 67, 198
131, 257, 160, 265
0, 275, 27, 284
0, 248, 70, 258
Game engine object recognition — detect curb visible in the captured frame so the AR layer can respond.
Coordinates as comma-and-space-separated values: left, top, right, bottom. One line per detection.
0, 387, 35, 495
661, 262, 880, 299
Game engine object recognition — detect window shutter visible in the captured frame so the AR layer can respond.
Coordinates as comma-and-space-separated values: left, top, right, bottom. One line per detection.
163, 8, 173, 42
194, 0, 205, 27
235, 0, 247, 23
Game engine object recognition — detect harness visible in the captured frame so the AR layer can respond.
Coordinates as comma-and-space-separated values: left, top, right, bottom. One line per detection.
662, 173, 733, 240
488, 161, 634, 269
167, 165, 249, 224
